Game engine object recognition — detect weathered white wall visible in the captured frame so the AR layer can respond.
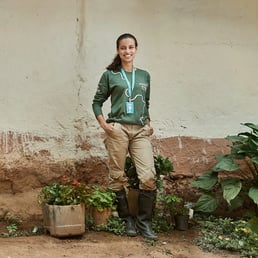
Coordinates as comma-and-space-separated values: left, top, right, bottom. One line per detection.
0, 0, 90, 159
1, 0, 257, 220
84, 0, 258, 139
0, 0, 257, 157
0, 1, 79, 133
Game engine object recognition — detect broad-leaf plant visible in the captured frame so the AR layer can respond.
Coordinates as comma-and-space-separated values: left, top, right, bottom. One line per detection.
191, 123, 258, 214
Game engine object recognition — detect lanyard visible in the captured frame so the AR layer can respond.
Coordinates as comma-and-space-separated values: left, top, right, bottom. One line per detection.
121, 68, 135, 99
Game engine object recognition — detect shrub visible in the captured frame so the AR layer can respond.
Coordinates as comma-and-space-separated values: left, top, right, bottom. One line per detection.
191, 123, 258, 213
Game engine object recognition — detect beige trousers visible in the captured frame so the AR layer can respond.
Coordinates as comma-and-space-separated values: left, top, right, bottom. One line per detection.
104, 123, 156, 191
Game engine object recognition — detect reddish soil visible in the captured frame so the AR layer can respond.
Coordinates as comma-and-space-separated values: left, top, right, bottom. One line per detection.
0, 225, 240, 258
0, 190, 241, 258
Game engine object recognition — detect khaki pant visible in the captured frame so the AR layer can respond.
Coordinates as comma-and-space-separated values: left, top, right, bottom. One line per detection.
104, 123, 156, 191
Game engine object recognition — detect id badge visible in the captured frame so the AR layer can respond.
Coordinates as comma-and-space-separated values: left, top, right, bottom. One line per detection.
126, 101, 134, 114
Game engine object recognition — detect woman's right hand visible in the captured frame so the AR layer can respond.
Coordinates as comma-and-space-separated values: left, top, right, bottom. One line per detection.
96, 115, 114, 134
101, 121, 115, 134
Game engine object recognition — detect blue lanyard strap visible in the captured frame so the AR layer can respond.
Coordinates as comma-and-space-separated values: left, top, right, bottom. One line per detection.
121, 68, 135, 98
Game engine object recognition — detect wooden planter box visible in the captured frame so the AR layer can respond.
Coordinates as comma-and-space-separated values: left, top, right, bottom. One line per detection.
43, 203, 86, 237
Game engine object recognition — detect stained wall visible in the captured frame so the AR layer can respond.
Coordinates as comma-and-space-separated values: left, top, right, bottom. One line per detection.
0, 0, 257, 219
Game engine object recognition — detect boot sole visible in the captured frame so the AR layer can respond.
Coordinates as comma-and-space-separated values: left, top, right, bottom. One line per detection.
126, 232, 137, 237
136, 225, 157, 240
140, 233, 157, 241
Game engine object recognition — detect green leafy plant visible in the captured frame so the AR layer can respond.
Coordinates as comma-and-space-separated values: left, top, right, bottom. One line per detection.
124, 156, 139, 189
2, 223, 19, 237
154, 155, 174, 180
171, 202, 189, 217
154, 192, 177, 232
85, 185, 116, 212
1, 223, 44, 238
162, 191, 188, 216
152, 214, 172, 233
194, 215, 258, 257
38, 176, 90, 205
191, 123, 258, 213
88, 215, 125, 235
153, 188, 188, 232
125, 155, 174, 189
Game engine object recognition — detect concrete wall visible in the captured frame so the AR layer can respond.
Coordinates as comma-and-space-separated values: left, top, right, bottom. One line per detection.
85, 0, 258, 138
0, 0, 257, 219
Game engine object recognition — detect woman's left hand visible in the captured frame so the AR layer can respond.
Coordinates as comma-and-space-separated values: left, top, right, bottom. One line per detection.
149, 126, 154, 135
146, 119, 154, 135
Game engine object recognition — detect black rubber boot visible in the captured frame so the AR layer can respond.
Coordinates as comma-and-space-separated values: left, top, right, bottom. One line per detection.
136, 190, 157, 240
115, 189, 137, 237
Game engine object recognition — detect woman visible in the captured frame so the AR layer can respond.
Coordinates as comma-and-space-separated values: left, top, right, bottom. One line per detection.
92, 33, 157, 240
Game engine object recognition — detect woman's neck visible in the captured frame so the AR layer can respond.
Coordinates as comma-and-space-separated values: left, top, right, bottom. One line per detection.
122, 62, 133, 72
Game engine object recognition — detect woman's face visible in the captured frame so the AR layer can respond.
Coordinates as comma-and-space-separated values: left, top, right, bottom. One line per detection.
117, 38, 137, 65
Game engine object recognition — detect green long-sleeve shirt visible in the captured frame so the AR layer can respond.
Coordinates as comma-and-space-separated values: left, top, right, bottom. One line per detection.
92, 68, 151, 126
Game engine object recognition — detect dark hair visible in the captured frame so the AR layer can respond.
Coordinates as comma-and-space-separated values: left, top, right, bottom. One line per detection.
106, 33, 138, 72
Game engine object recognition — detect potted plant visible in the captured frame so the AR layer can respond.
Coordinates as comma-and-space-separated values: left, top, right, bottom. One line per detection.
171, 200, 190, 231
38, 176, 90, 237
153, 189, 191, 232
85, 185, 116, 226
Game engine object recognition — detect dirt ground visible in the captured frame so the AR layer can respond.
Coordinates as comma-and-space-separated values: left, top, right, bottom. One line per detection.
0, 227, 241, 258
0, 190, 241, 258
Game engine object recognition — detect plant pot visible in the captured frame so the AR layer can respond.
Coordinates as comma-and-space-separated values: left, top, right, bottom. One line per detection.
174, 214, 189, 231
127, 188, 139, 218
42, 203, 86, 237
90, 207, 112, 225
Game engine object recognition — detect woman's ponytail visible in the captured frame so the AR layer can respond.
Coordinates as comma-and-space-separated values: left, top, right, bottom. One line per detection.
106, 54, 121, 72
